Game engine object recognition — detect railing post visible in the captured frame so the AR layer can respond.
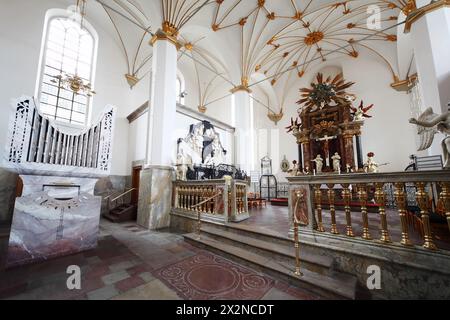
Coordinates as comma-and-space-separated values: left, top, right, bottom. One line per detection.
374, 182, 391, 243
341, 183, 355, 237
415, 182, 437, 250
326, 184, 339, 234
394, 182, 412, 246
313, 185, 325, 232
357, 183, 372, 240
293, 190, 303, 277
440, 182, 450, 232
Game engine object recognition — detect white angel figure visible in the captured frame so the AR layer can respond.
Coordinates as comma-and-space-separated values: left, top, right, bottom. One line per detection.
409, 107, 450, 169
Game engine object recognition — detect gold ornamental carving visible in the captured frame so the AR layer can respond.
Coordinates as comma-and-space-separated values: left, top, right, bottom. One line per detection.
405, 0, 450, 33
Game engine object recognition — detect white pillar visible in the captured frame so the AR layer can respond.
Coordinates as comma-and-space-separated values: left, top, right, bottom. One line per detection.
407, 3, 450, 155
147, 32, 178, 166
137, 30, 178, 230
234, 90, 253, 174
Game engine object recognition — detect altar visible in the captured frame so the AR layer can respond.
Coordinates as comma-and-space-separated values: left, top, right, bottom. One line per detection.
289, 73, 368, 173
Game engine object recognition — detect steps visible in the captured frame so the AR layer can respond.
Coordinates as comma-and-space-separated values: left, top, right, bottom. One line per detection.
103, 204, 137, 223
184, 224, 359, 300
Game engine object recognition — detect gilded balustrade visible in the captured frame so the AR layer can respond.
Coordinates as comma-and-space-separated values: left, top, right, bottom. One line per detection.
288, 171, 450, 252
173, 179, 249, 224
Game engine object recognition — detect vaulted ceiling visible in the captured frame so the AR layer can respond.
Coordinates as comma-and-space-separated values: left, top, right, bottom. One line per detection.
80, 0, 416, 116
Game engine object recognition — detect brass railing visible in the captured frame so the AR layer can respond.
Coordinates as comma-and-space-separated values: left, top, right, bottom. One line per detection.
106, 188, 136, 212
288, 171, 450, 251
172, 179, 249, 223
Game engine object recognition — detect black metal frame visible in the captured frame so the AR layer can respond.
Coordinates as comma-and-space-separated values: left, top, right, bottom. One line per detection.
187, 164, 248, 181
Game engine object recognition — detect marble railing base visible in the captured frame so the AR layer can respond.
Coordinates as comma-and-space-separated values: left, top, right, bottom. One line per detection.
171, 210, 227, 227
290, 228, 450, 299
137, 166, 174, 230
228, 213, 250, 222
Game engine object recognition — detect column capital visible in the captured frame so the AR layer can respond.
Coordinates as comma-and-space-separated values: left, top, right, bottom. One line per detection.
230, 77, 252, 93
404, 0, 450, 33
150, 29, 181, 50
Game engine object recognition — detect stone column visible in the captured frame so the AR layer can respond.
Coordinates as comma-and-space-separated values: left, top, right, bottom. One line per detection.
406, 1, 450, 154
232, 82, 253, 175
137, 29, 178, 230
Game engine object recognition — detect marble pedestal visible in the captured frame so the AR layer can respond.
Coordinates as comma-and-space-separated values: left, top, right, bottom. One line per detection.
6, 175, 101, 268
137, 166, 174, 230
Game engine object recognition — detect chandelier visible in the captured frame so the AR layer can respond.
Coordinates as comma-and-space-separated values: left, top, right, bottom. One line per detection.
51, 73, 96, 97
51, 0, 96, 97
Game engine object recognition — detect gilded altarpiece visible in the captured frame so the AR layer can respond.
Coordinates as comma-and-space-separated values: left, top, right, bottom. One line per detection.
295, 102, 364, 172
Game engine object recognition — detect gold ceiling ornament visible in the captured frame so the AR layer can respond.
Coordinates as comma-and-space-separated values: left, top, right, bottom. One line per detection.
51, 73, 96, 97
125, 74, 140, 89
267, 110, 284, 125
230, 77, 252, 93
401, 0, 417, 15
404, 0, 450, 33
304, 31, 324, 46
150, 29, 181, 49
184, 42, 194, 51
198, 105, 207, 113
390, 73, 418, 92
162, 20, 179, 37
160, 0, 211, 35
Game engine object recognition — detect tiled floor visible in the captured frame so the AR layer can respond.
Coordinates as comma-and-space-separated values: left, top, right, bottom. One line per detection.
0, 220, 322, 300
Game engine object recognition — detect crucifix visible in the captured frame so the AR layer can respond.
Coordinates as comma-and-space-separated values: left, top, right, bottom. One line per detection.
316, 135, 337, 167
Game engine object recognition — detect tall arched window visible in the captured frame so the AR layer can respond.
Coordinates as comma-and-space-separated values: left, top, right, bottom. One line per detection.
37, 12, 97, 125
176, 71, 186, 105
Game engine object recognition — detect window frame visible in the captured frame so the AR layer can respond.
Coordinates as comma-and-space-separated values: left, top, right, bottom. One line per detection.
176, 70, 186, 105
35, 8, 99, 128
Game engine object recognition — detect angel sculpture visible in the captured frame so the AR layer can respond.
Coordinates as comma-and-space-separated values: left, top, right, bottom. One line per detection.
409, 108, 450, 169
285, 117, 302, 134
350, 101, 374, 121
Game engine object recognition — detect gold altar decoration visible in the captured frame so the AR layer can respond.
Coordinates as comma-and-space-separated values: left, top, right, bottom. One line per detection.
298, 73, 354, 112
288, 72, 366, 172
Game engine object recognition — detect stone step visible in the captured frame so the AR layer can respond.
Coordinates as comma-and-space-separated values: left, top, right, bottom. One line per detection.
184, 233, 358, 300
103, 205, 137, 223
200, 225, 334, 275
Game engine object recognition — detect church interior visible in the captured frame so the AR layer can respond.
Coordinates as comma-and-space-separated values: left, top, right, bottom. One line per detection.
0, 0, 450, 301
